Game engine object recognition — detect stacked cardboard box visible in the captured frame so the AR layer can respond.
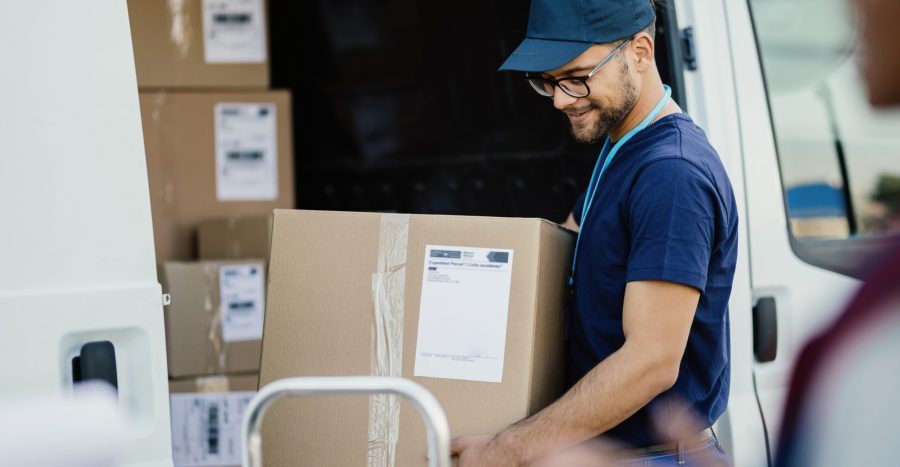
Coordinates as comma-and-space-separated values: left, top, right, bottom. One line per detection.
198, 214, 273, 260
127, 2, 285, 464
160, 260, 267, 378
258, 210, 575, 466
140, 92, 293, 264
128, 0, 291, 265
128, 0, 269, 89
160, 259, 264, 467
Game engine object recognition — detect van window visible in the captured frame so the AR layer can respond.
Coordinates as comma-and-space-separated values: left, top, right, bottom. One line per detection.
748, 0, 900, 277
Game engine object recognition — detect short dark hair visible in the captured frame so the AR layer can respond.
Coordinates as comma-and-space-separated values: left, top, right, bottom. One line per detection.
644, 0, 663, 41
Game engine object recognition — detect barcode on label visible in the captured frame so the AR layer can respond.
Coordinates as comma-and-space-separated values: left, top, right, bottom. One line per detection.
228, 301, 256, 312
214, 13, 252, 25
207, 404, 220, 455
227, 150, 264, 162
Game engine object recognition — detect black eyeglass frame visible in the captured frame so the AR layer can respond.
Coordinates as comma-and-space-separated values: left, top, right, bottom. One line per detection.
524, 37, 634, 98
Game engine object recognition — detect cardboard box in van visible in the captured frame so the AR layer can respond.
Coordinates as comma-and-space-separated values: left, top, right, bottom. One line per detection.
161, 260, 267, 378
198, 215, 273, 260
128, 0, 270, 89
258, 209, 574, 466
140, 91, 294, 264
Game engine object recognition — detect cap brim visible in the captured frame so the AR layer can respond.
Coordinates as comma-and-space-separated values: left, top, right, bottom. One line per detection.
498, 38, 594, 73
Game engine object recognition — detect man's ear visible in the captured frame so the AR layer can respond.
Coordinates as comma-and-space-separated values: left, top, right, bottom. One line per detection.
631, 32, 655, 72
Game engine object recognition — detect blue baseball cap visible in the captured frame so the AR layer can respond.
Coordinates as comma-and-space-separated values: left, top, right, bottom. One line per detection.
499, 0, 656, 73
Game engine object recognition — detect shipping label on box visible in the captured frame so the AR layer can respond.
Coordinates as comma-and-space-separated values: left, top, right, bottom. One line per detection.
214, 103, 278, 201
414, 245, 515, 383
170, 391, 255, 466
202, 0, 267, 63
219, 262, 266, 342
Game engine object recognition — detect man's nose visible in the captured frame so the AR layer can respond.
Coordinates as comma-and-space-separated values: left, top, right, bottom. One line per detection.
552, 86, 578, 110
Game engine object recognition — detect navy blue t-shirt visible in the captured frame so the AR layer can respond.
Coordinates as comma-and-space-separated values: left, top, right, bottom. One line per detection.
569, 113, 737, 448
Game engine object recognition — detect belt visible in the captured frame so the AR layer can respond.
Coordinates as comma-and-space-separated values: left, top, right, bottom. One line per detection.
614, 428, 715, 460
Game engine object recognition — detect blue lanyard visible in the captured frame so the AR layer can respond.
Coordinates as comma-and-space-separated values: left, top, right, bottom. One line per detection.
568, 85, 672, 285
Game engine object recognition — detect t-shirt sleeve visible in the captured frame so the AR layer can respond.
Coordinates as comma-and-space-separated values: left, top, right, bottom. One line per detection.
572, 191, 587, 226
626, 158, 716, 292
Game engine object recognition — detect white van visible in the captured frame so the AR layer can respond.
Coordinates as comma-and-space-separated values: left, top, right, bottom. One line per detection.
666, 0, 900, 465
3, 0, 898, 466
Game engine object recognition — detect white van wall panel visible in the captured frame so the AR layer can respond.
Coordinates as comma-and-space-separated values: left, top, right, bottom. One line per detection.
675, 1, 768, 465
0, 0, 156, 293
0, 1, 173, 466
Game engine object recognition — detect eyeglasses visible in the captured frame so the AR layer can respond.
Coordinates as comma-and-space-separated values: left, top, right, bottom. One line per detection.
525, 38, 633, 98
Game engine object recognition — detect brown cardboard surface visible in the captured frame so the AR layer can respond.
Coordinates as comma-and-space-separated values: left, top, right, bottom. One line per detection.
141, 91, 294, 264
258, 210, 574, 466
198, 215, 273, 260
169, 373, 259, 393
127, 0, 269, 89
161, 260, 267, 378
527, 221, 574, 414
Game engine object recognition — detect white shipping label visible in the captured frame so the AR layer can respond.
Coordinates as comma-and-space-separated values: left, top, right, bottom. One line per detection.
170, 391, 255, 467
413, 245, 515, 383
214, 103, 278, 201
202, 0, 267, 63
219, 262, 265, 342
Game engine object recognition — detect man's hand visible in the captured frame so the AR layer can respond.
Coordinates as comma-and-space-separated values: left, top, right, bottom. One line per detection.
451, 435, 518, 467
450, 434, 619, 467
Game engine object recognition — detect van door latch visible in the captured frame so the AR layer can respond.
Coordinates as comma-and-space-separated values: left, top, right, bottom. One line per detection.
72, 341, 118, 395
681, 27, 698, 71
753, 297, 778, 363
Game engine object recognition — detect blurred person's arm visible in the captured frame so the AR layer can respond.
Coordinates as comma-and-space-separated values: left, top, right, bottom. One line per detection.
452, 280, 699, 467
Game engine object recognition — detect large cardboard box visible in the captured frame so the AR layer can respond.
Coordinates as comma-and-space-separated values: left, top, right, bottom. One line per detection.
141, 91, 294, 264
198, 215, 273, 260
128, 0, 269, 89
161, 260, 267, 378
169, 373, 259, 467
259, 210, 575, 466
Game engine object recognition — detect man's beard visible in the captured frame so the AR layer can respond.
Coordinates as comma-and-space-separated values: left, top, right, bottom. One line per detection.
568, 64, 639, 144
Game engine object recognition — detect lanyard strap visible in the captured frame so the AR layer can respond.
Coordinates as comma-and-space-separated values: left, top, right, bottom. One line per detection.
568, 85, 673, 285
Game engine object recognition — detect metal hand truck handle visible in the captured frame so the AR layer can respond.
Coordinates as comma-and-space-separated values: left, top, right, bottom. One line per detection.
241, 376, 451, 467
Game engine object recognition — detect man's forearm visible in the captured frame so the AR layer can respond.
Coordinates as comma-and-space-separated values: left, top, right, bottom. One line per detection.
489, 341, 677, 465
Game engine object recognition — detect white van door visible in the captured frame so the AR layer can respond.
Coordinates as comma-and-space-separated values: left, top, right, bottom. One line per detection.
0, 1, 173, 466
668, 1, 768, 465
727, 0, 900, 461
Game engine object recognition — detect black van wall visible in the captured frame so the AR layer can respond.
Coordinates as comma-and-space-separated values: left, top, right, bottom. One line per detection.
270, 0, 680, 222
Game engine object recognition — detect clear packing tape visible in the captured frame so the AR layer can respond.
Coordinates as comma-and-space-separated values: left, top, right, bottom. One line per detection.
204, 262, 228, 374
368, 214, 410, 467
167, 0, 194, 58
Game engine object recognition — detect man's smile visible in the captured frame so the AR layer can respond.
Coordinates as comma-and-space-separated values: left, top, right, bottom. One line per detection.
566, 107, 595, 123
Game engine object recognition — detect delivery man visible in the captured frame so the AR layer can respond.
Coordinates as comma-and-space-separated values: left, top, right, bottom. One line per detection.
451, 0, 738, 465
